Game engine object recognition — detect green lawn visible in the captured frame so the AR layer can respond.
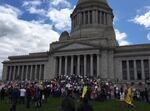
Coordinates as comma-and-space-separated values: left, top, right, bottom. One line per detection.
0, 98, 150, 111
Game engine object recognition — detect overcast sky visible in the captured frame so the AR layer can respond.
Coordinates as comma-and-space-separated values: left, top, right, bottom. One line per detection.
0, 0, 150, 79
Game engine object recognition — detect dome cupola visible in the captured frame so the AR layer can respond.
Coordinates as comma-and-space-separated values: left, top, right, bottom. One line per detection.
59, 31, 70, 41
70, 0, 114, 39
77, 0, 108, 5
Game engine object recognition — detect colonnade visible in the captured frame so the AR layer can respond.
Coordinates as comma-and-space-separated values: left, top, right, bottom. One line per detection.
122, 59, 150, 81
6, 64, 45, 81
55, 54, 100, 77
72, 10, 110, 28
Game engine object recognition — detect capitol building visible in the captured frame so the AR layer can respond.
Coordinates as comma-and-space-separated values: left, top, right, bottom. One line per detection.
2, 0, 150, 83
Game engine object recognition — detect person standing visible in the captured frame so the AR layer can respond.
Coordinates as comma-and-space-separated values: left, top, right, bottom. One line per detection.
26, 86, 32, 108
20, 87, 26, 104
10, 86, 20, 111
124, 84, 134, 107
0, 87, 5, 102
61, 90, 75, 111
77, 97, 93, 111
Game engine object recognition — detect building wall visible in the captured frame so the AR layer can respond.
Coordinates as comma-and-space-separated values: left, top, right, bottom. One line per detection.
114, 45, 150, 83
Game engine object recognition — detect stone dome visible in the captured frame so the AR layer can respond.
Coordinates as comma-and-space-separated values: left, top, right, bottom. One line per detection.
77, 0, 107, 5
59, 31, 70, 41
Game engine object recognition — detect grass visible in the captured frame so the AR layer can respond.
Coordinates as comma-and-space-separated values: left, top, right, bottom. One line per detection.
0, 97, 150, 111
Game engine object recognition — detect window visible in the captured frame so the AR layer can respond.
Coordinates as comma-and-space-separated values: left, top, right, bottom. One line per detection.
144, 59, 150, 80
136, 60, 142, 80
129, 60, 134, 80
122, 61, 127, 80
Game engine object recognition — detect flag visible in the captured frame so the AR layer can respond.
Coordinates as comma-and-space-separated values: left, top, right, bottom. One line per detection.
82, 86, 87, 98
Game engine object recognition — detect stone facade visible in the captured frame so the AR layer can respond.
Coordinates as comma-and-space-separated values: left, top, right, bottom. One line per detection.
2, 0, 150, 83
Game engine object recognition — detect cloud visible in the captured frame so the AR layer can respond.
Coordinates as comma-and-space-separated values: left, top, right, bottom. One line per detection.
0, 4, 22, 17
0, 4, 60, 79
22, 0, 46, 15
115, 29, 130, 46
47, 8, 73, 31
22, 0, 73, 31
130, 7, 150, 41
23, 1, 42, 7
51, 0, 71, 7
130, 8, 150, 28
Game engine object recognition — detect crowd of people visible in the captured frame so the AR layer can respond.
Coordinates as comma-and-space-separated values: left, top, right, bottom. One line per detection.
0, 74, 150, 111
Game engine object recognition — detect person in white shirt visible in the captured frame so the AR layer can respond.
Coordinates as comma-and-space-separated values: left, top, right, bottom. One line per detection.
20, 87, 26, 104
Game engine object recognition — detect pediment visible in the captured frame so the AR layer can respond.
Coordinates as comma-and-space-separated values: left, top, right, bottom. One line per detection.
55, 42, 96, 51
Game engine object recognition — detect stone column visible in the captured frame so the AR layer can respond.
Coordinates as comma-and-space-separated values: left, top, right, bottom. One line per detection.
71, 55, 74, 75
95, 10, 98, 23
101, 50, 108, 79
141, 60, 145, 80
104, 13, 106, 25
100, 11, 102, 24
72, 18, 74, 28
25, 66, 28, 81
65, 56, 68, 75
74, 16, 76, 27
25, 66, 27, 81
108, 51, 114, 80
97, 54, 100, 77
13, 66, 16, 80
92, 10, 95, 23
88, 11, 90, 24
105, 13, 108, 25
107, 14, 112, 26
17, 66, 20, 80
77, 55, 80, 75
84, 55, 87, 76
21, 66, 24, 81
79, 12, 81, 25
84, 12, 86, 24
30, 65, 33, 80
35, 65, 37, 80
59, 57, 62, 75
53, 57, 57, 75
134, 60, 137, 81
127, 61, 130, 81
9, 66, 12, 81
71, 17, 73, 30
39, 65, 42, 80
90, 54, 93, 76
